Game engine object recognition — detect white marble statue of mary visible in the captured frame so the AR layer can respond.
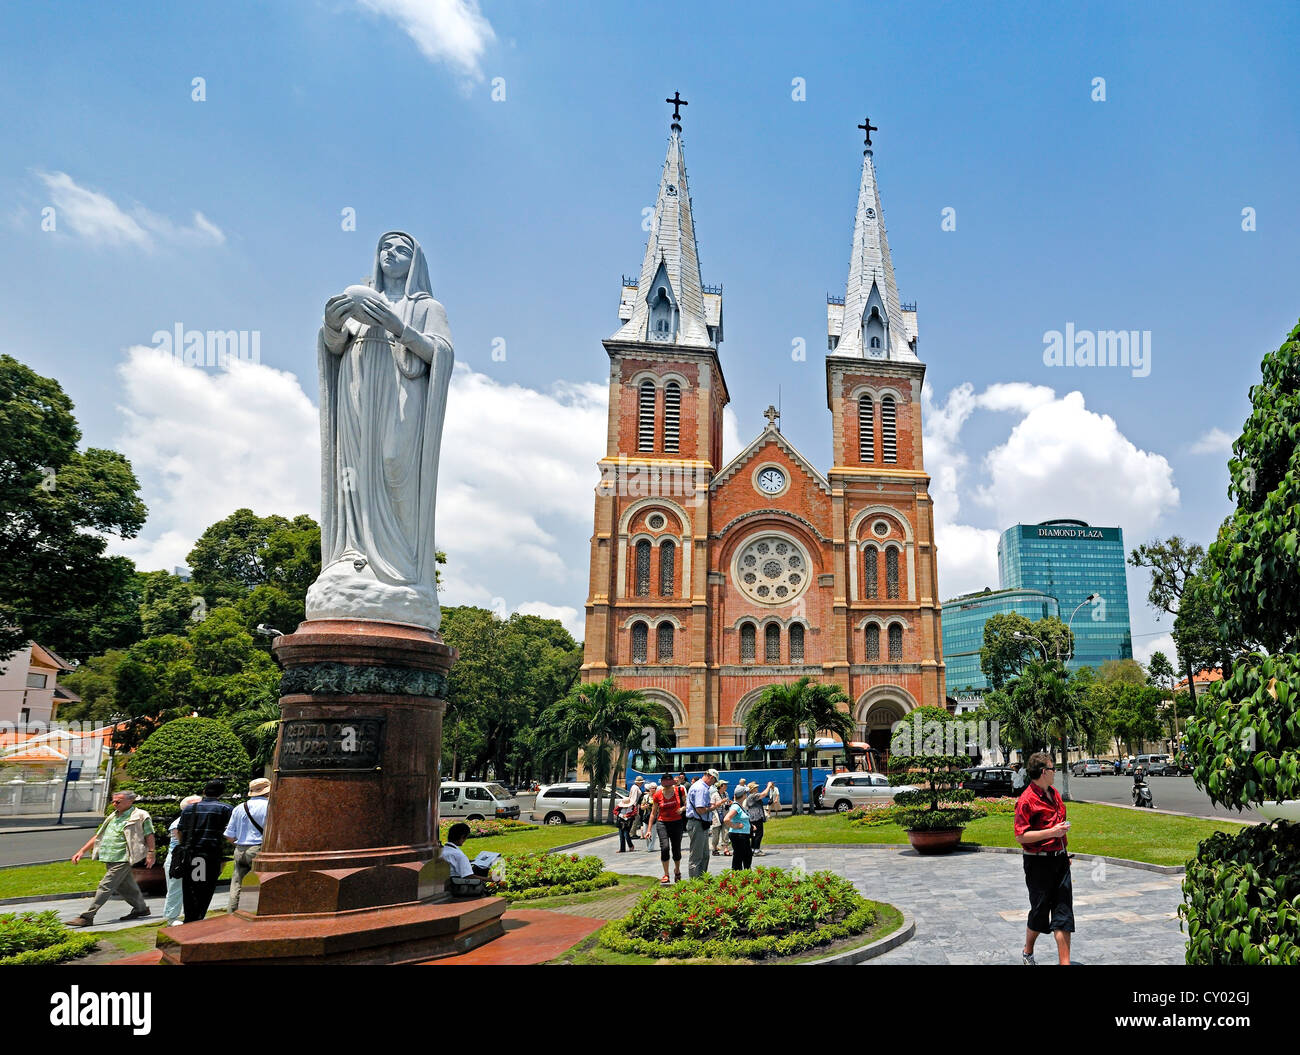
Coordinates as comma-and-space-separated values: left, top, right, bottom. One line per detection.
305, 231, 454, 631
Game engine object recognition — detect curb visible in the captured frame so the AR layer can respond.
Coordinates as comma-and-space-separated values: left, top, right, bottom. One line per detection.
547, 831, 620, 853
763, 842, 1186, 875
802, 908, 916, 965
0, 858, 68, 871
0, 881, 232, 907
1066, 796, 1255, 825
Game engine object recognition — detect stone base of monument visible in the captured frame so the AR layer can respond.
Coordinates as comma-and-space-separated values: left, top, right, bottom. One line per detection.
156, 618, 506, 965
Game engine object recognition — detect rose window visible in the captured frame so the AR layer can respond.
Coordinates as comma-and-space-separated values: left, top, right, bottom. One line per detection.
734, 534, 811, 606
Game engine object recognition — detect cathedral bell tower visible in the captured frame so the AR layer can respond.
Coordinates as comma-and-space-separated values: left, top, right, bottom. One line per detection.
581, 95, 729, 744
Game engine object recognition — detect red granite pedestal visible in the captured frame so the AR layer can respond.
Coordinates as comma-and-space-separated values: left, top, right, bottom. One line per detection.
157, 618, 505, 965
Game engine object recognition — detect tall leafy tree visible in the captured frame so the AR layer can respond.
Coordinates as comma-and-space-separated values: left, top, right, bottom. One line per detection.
980, 612, 1075, 688
539, 678, 658, 823
1182, 320, 1300, 965
1147, 650, 1178, 737
743, 677, 854, 814
0, 355, 147, 664
1128, 535, 1206, 710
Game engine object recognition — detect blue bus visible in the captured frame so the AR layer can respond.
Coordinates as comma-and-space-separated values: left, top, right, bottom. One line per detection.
626, 739, 882, 811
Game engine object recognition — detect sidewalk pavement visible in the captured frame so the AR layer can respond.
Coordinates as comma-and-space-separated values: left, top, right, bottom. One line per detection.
2, 886, 230, 932
0, 813, 104, 833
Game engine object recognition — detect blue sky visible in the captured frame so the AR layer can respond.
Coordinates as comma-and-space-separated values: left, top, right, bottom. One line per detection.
3, 0, 1297, 661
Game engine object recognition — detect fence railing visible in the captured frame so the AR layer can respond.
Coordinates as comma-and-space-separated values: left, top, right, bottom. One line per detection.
0, 777, 108, 816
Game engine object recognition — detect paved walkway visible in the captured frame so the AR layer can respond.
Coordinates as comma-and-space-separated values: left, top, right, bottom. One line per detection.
584, 836, 1187, 965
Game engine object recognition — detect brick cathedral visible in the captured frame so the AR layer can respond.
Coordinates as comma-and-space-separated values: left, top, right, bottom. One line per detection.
581, 102, 947, 752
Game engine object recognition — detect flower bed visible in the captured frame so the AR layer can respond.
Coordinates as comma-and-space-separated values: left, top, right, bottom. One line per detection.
0, 910, 99, 966
600, 867, 877, 959
438, 818, 532, 841
485, 852, 619, 901
847, 796, 1017, 827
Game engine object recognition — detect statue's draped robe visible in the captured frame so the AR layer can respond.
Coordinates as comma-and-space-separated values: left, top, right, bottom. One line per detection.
314, 245, 453, 628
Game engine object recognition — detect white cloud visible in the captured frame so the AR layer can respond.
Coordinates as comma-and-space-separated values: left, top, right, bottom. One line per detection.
974, 391, 1180, 537
36, 171, 226, 250
357, 0, 496, 80
1133, 631, 1176, 668
923, 382, 1179, 601
516, 601, 584, 640
1189, 427, 1234, 455
722, 406, 741, 464
109, 351, 605, 640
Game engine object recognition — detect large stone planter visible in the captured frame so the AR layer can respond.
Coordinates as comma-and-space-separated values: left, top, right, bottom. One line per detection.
132, 863, 167, 896
905, 829, 964, 855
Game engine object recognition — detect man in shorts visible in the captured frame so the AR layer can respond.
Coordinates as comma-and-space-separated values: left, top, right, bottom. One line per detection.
1013, 751, 1073, 965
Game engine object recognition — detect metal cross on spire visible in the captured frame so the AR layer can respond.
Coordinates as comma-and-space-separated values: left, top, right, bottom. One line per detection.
857, 116, 879, 148
666, 91, 689, 129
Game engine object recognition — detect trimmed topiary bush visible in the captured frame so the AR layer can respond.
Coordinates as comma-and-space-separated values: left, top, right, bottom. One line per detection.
125, 717, 251, 832
127, 717, 251, 800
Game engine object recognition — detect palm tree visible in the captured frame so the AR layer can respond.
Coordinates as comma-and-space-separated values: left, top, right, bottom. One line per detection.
1006, 659, 1096, 799
226, 699, 281, 774
539, 678, 664, 824
743, 677, 855, 814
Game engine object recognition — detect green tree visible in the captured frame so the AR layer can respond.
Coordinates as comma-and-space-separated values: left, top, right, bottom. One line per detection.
138, 570, 202, 638
0, 355, 148, 664
743, 678, 854, 814
540, 678, 657, 823
58, 649, 128, 723
980, 613, 1075, 689
1181, 319, 1300, 965
225, 699, 282, 774
1129, 535, 1206, 711
1147, 650, 1178, 738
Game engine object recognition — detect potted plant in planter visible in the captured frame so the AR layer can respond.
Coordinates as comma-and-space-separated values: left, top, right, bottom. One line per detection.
889, 750, 977, 855
124, 717, 251, 894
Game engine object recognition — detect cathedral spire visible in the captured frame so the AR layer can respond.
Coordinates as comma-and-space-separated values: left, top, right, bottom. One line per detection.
612, 94, 717, 349
827, 118, 918, 361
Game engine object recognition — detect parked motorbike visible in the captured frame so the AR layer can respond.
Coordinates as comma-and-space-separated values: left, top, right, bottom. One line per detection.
1132, 777, 1154, 808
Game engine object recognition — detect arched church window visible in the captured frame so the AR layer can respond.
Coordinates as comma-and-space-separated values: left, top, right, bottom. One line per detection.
657, 622, 674, 661
659, 539, 676, 596
664, 382, 681, 452
764, 623, 781, 663
638, 381, 656, 451
789, 623, 805, 662
888, 623, 903, 661
865, 624, 880, 662
635, 540, 651, 596
871, 336, 880, 348
858, 394, 874, 461
864, 546, 879, 599
881, 396, 897, 463
885, 547, 900, 599
740, 623, 756, 663
631, 621, 648, 663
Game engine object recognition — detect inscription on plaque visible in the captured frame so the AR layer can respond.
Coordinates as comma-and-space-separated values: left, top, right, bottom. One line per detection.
279, 718, 385, 773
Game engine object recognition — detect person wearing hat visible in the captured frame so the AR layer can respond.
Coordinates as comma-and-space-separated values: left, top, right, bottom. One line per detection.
685, 769, 721, 878
224, 777, 271, 913
709, 779, 732, 857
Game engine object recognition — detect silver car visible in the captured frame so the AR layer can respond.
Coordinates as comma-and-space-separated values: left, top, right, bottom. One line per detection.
820, 772, 914, 813
530, 782, 628, 825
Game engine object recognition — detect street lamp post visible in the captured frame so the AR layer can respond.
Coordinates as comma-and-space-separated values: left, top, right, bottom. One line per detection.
1064, 594, 1098, 664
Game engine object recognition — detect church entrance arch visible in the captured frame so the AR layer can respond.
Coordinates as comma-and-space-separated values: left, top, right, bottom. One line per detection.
855, 686, 918, 756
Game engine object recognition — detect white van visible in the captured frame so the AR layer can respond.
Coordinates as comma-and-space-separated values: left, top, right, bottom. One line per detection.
439, 781, 520, 821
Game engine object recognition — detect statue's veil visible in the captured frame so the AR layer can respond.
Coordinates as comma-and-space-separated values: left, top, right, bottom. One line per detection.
371, 230, 432, 300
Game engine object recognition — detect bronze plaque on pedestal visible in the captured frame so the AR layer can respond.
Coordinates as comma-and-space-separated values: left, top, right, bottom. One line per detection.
278, 717, 385, 773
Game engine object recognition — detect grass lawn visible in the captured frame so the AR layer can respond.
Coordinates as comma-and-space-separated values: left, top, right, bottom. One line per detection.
551, 899, 906, 964
515, 873, 658, 909
0, 826, 612, 901
761, 803, 1245, 866
468, 823, 614, 855
0, 859, 235, 900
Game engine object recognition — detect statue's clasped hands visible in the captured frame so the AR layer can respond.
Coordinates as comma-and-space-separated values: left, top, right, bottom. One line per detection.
326, 286, 405, 337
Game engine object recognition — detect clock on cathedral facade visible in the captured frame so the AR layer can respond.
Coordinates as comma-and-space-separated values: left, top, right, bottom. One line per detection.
581, 104, 948, 754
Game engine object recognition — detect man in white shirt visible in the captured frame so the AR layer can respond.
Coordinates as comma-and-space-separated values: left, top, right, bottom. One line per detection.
441, 822, 474, 878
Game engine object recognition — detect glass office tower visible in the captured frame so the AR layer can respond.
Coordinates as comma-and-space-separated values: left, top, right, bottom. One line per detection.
941, 588, 1060, 694
997, 519, 1134, 673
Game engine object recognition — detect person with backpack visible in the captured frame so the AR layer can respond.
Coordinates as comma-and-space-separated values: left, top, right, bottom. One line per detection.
747, 780, 775, 856
224, 778, 270, 912
647, 773, 686, 884
724, 785, 754, 870
175, 780, 233, 923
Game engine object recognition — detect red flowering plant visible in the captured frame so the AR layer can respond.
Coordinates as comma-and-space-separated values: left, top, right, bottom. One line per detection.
605, 867, 875, 958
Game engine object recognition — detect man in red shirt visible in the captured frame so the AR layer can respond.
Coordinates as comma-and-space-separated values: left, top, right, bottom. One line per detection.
1013, 751, 1074, 965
